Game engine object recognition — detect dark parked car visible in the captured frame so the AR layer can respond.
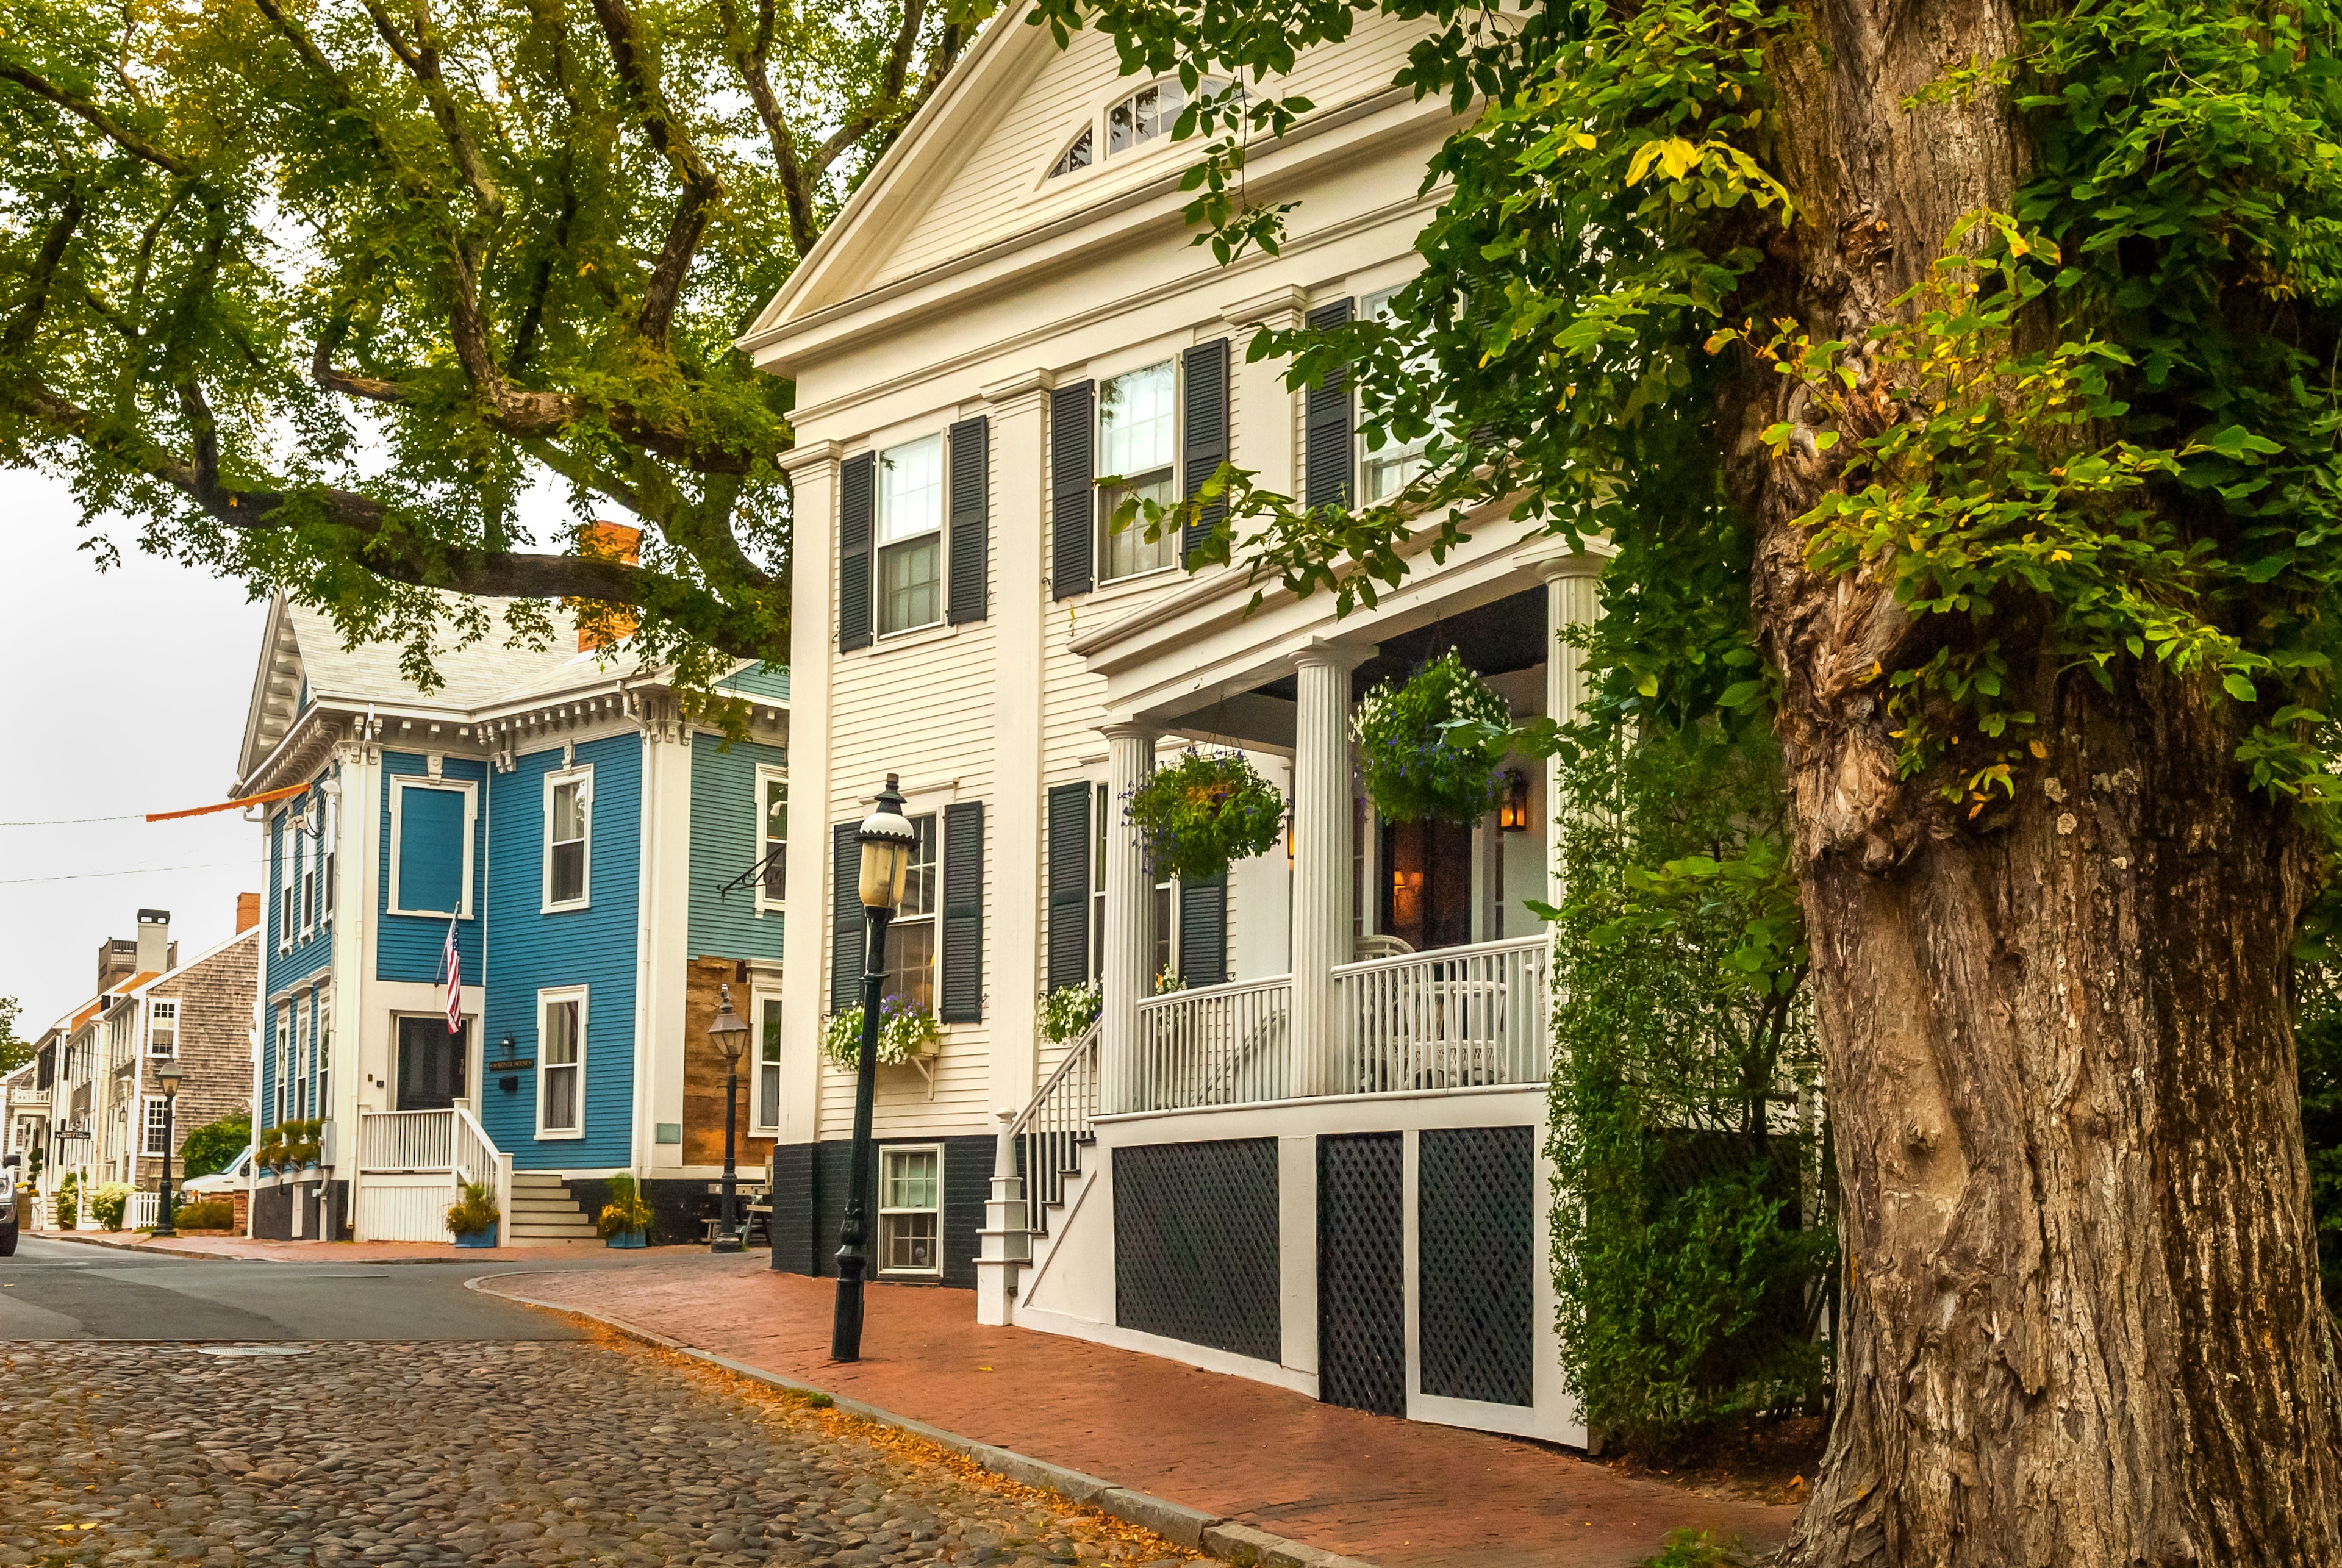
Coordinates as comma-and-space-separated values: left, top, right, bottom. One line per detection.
0, 1153, 18, 1256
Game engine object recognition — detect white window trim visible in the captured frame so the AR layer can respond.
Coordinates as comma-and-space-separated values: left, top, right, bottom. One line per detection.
148, 1000, 177, 1058
321, 788, 338, 925
755, 764, 789, 916
874, 431, 948, 639
273, 1003, 292, 1129
542, 764, 594, 914
142, 1094, 171, 1157
535, 986, 587, 1141
877, 1142, 945, 1278
386, 775, 479, 918
278, 810, 296, 954
750, 988, 783, 1136
1357, 284, 1441, 505
1095, 358, 1182, 587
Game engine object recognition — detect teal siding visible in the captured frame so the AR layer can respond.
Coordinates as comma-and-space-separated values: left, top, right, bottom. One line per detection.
719, 662, 790, 703
479, 736, 641, 1169
266, 779, 333, 997
687, 733, 786, 961
376, 753, 487, 983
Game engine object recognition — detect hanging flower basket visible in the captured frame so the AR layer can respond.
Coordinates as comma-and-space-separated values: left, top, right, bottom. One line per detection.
1353, 650, 1514, 825
822, 997, 942, 1071
1125, 750, 1286, 882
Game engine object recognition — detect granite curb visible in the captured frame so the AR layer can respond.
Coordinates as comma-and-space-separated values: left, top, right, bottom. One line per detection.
26, 1231, 599, 1265
469, 1273, 1377, 1568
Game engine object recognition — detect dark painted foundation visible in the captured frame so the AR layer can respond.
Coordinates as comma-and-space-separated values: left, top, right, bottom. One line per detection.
764, 1136, 989, 1290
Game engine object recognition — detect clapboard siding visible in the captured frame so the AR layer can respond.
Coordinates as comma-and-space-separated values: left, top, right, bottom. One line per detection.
687, 734, 789, 961
719, 662, 792, 704
265, 791, 335, 997
479, 736, 641, 1169
376, 753, 487, 984
873, 13, 1431, 290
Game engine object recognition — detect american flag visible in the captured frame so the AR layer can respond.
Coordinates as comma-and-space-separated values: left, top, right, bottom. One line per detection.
442, 917, 462, 1034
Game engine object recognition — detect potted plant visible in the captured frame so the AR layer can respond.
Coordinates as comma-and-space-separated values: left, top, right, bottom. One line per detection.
822, 997, 942, 1070
1353, 650, 1515, 824
1040, 981, 1101, 1045
446, 1180, 500, 1248
597, 1174, 654, 1248
1124, 749, 1285, 881
255, 1126, 288, 1176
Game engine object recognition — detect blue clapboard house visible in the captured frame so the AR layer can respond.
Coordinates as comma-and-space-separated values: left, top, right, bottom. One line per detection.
232, 585, 790, 1243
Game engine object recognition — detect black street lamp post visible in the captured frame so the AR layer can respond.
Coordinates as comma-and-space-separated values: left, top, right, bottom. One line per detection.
833, 773, 916, 1363
709, 985, 750, 1254
152, 1058, 184, 1239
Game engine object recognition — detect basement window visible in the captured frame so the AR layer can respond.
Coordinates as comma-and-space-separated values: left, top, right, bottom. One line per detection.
879, 1146, 942, 1276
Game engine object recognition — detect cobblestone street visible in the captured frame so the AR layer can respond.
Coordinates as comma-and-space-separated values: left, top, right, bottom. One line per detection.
0, 1336, 1192, 1568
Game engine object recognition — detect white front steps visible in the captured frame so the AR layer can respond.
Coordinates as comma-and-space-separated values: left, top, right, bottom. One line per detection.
506, 1171, 600, 1245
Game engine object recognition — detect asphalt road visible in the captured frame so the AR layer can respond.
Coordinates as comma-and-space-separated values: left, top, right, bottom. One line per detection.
0, 1234, 605, 1340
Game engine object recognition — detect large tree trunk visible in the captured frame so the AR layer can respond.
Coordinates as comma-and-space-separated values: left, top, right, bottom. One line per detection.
1742, 2, 2342, 1561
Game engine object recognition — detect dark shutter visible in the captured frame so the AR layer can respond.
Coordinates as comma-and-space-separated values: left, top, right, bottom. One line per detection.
831, 821, 864, 1012
1045, 782, 1092, 991
1181, 339, 1231, 565
1303, 298, 1355, 512
947, 417, 989, 626
837, 452, 875, 653
940, 801, 984, 1023
1050, 382, 1095, 600
1177, 872, 1227, 987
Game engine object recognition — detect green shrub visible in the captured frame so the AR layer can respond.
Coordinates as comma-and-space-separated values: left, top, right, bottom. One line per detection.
1549, 723, 1835, 1456
91, 1182, 131, 1231
53, 1173, 79, 1230
1640, 1531, 1755, 1568
180, 1112, 251, 1179
445, 1180, 499, 1240
172, 1199, 234, 1231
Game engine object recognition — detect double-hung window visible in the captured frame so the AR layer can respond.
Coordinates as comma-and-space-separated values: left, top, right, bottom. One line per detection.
545, 766, 592, 911
1359, 285, 1445, 503
143, 1096, 170, 1158
756, 998, 783, 1133
757, 767, 788, 911
876, 434, 945, 635
1098, 361, 1179, 582
1090, 782, 1108, 983
273, 1004, 291, 1128
880, 814, 939, 1013
148, 1000, 176, 1058
315, 987, 332, 1117
321, 790, 338, 922
278, 814, 296, 952
387, 776, 477, 917
299, 797, 318, 939
878, 1146, 942, 1276
538, 988, 585, 1138
293, 993, 310, 1121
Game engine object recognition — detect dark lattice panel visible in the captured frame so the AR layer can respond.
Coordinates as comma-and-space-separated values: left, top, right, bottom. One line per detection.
1419, 1125, 1536, 1407
1115, 1140, 1281, 1361
1317, 1132, 1406, 1417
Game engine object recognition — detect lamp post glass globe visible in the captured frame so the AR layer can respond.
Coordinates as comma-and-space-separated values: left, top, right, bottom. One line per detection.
153, 1058, 183, 1237
709, 984, 751, 1253
834, 773, 912, 1362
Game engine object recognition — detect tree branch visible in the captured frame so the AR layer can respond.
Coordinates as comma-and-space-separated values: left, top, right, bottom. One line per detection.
0, 60, 197, 174
357, 0, 509, 222
804, 0, 934, 181
721, 0, 820, 258
587, 0, 725, 349
3, 186, 83, 350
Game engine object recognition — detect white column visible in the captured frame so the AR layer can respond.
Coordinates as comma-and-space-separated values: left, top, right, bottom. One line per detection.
1542, 553, 1603, 909
776, 440, 842, 1151
981, 370, 1055, 1119
1289, 642, 1361, 1099
1098, 721, 1158, 1115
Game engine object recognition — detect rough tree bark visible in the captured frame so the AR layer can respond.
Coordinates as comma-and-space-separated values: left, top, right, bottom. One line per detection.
1740, 2, 2342, 1562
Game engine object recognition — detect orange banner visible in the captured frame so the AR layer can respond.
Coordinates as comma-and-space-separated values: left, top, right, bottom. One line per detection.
146, 781, 312, 823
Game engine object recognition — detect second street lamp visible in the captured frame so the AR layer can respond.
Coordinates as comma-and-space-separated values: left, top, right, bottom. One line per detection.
152, 1057, 184, 1239
833, 773, 917, 1363
708, 984, 750, 1254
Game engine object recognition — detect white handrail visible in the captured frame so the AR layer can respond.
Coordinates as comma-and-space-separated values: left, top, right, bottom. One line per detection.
1006, 1019, 1099, 1223
1132, 973, 1293, 1112
1331, 934, 1550, 1095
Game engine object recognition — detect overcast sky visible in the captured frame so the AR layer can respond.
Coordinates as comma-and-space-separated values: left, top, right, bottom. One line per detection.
1, 468, 270, 1034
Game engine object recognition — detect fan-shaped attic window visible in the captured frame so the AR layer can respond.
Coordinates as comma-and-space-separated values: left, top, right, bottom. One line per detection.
1050, 126, 1094, 178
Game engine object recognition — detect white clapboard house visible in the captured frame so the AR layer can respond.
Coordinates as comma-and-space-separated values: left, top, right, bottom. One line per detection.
740, 10, 1600, 1441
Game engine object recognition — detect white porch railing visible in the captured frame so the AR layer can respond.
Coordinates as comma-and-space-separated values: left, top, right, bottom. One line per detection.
352, 1106, 510, 1245
1331, 935, 1552, 1095
1133, 974, 1293, 1112
1008, 1019, 1100, 1225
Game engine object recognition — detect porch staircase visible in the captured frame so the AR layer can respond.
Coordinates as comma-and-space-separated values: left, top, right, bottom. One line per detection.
975, 1020, 1100, 1325
506, 1171, 600, 1245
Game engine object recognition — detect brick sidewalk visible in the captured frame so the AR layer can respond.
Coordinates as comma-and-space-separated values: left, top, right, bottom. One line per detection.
482, 1255, 1796, 1568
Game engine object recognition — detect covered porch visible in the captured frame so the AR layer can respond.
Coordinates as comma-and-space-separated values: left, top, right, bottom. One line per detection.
1073, 526, 1603, 1117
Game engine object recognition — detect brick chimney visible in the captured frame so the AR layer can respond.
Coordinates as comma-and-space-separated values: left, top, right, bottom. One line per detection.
236, 892, 262, 934
135, 909, 171, 977
573, 523, 643, 651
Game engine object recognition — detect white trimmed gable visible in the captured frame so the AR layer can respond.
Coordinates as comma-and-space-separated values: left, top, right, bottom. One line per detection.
746, 8, 1436, 342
